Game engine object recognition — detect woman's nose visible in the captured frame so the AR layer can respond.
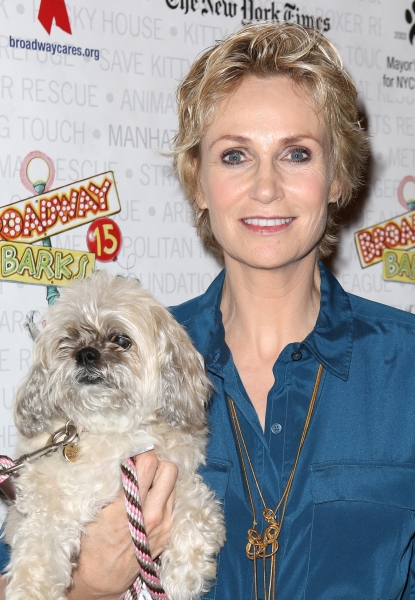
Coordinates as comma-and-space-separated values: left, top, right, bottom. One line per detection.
249, 161, 284, 204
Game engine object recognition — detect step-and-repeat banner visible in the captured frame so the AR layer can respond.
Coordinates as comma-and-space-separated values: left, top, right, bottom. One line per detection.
1, 0, 415, 519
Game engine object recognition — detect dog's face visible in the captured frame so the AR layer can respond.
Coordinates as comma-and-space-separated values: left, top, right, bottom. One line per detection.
15, 273, 210, 438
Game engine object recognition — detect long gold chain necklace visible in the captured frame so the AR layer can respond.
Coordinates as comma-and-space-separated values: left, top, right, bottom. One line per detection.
228, 363, 323, 600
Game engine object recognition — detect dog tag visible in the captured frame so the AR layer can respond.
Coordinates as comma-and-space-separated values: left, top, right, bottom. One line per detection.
63, 443, 80, 462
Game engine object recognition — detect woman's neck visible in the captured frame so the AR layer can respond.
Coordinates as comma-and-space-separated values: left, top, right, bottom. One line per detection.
220, 255, 321, 361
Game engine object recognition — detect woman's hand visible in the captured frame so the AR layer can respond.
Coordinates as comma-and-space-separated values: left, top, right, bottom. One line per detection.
67, 451, 177, 600
0, 574, 6, 600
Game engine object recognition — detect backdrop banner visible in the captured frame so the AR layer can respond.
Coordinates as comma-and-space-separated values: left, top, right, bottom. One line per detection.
1, 0, 415, 523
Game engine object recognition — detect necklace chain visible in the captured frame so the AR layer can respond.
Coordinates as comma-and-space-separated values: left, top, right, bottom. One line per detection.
228, 363, 323, 600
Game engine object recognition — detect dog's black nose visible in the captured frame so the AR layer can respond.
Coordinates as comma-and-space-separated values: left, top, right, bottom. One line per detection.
76, 347, 100, 366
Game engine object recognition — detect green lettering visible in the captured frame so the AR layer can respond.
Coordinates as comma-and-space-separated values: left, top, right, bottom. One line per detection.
17, 247, 36, 276
398, 252, 413, 279
73, 255, 90, 280
34, 249, 54, 280
385, 251, 399, 278
55, 251, 73, 280
1, 245, 18, 276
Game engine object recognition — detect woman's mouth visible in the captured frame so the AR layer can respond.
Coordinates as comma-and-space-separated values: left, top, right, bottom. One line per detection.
242, 217, 294, 233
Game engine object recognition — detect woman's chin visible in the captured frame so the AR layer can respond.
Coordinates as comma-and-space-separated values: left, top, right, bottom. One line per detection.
224, 247, 318, 272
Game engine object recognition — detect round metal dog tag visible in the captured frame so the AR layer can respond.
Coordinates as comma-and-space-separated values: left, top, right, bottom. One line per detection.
63, 443, 80, 462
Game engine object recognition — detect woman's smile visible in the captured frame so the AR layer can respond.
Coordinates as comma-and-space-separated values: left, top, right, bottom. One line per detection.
241, 216, 294, 234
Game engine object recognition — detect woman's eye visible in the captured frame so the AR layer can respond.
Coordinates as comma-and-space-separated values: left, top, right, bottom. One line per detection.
109, 334, 132, 350
287, 148, 310, 162
222, 150, 245, 165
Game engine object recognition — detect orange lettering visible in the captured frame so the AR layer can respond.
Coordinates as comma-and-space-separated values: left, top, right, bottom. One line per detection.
22, 204, 46, 238
0, 207, 24, 240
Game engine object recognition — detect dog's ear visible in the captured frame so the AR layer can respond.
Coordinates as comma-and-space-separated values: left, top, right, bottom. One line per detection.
14, 364, 54, 438
152, 307, 211, 433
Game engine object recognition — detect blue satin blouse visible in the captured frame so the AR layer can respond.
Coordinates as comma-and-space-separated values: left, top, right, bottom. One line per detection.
2, 262, 415, 599
170, 262, 415, 600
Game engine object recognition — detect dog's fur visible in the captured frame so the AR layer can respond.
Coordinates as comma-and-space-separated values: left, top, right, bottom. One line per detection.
4, 272, 225, 600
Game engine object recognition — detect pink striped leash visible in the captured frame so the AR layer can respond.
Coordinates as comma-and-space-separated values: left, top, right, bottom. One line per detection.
0, 456, 15, 485
121, 458, 169, 600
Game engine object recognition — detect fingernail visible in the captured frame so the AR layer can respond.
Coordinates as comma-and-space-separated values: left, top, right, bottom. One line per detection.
136, 445, 155, 455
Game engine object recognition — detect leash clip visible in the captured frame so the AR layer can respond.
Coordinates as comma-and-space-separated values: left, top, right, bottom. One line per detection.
0, 421, 79, 476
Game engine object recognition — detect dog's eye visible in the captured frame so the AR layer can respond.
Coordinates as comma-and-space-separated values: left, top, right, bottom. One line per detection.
109, 334, 132, 350
58, 337, 71, 348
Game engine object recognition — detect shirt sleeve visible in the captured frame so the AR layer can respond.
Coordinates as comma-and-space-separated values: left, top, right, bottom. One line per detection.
0, 537, 9, 573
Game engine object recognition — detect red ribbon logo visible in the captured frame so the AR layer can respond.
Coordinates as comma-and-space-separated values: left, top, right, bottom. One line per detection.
38, 0, 72, 35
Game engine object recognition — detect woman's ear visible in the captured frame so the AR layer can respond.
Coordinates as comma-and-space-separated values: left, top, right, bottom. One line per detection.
195, 184, 208, 210
328, 179, 341, 205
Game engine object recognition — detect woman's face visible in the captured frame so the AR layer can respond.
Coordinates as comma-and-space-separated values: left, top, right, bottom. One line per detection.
197, 76, 337, 272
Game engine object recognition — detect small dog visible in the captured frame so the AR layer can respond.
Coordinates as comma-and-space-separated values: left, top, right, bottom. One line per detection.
4, 272, 225, 600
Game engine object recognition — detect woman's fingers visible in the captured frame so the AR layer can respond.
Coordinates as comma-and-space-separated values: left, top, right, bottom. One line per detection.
135, 452, 178, 559
134, 450, 159, 501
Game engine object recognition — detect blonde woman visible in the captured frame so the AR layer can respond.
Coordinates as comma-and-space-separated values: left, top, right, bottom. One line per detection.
2, 22, 415, 600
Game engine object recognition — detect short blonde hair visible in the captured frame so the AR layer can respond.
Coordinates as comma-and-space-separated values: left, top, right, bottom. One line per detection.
172, 22, 370, 262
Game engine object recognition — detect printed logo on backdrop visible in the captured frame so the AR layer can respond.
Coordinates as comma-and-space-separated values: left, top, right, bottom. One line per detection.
0, 152, 123, 303
355, 176, 415, 284
38, 0, 72, 35
405, 2, 415, 44
395, 2, 415, 43
381, 6, 415, 101
165, 1, 331, 30
8, 0, 100, 62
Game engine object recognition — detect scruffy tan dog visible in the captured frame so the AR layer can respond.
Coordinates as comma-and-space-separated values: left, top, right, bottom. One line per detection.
4, 272, 225, 600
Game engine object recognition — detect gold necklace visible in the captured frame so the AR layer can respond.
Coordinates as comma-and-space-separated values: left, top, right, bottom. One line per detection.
228, 363, 323, 600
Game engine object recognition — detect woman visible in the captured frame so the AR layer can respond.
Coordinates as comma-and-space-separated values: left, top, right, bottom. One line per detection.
2, 21, 415, 599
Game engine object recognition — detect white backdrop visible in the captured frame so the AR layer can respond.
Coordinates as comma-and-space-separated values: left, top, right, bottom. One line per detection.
1, 0, 415, 521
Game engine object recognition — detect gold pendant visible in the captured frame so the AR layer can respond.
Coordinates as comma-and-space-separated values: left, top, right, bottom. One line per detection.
228, 366, 324, 600
63, 442, 80, 462
246, 508, 280, 560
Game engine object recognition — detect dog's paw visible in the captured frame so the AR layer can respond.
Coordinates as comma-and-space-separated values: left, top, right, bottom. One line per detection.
159, 480, 225, 600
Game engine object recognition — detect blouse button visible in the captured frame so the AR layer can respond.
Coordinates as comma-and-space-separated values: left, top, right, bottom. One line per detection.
271, 423, 282, 434
291, 350, 303, 361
